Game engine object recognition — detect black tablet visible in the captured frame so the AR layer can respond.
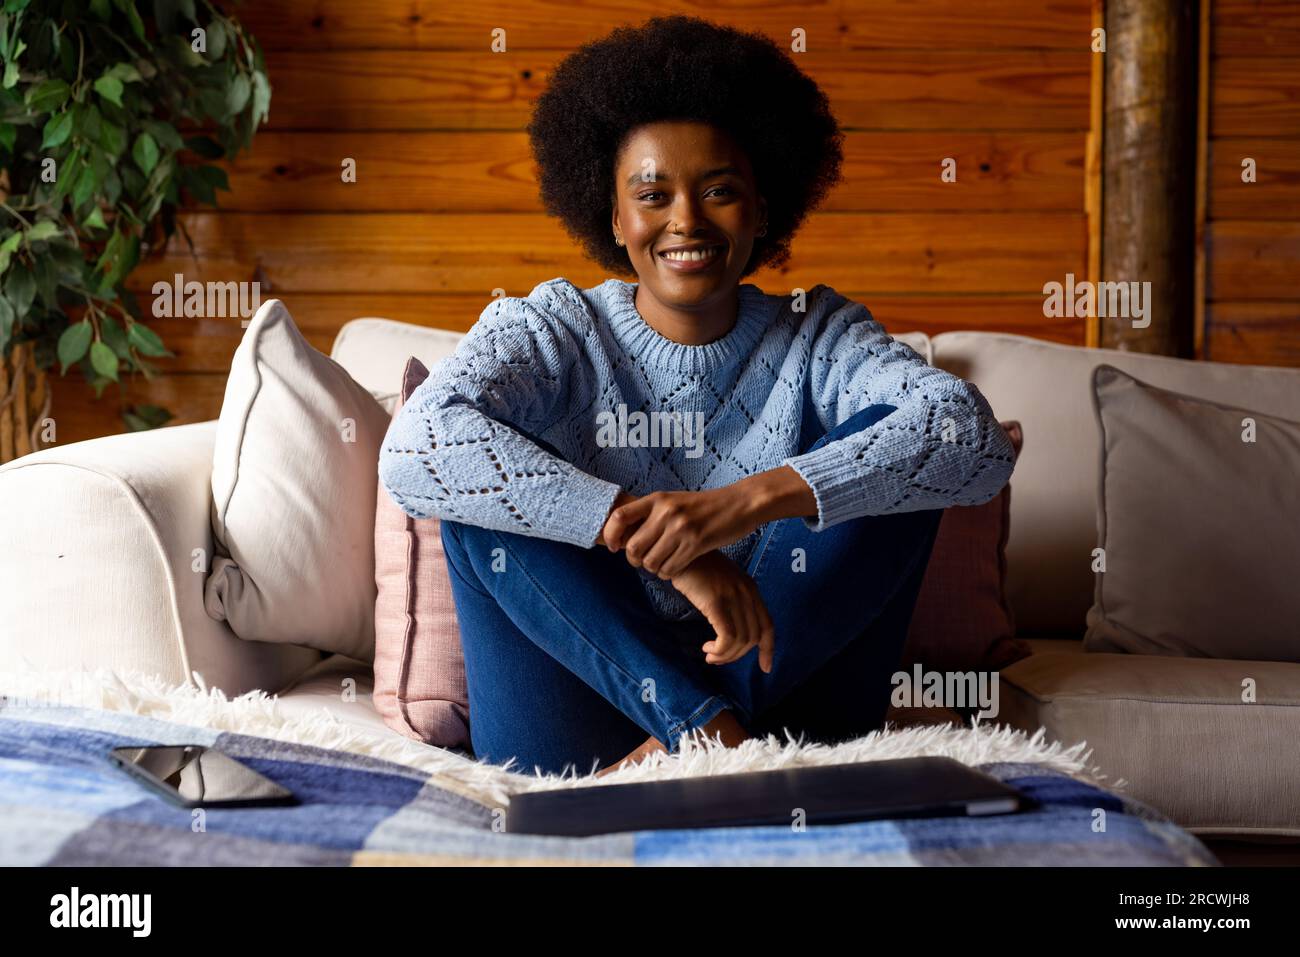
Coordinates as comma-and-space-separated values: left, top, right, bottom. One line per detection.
505, 756, 1032, 836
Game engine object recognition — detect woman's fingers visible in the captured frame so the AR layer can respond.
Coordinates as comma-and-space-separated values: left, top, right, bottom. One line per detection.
756, 599, 776, 674
622, 515, 666, 567
638, 532, 681, 576
735, 587, 760, 664
655, 539, 697, 580
604, 497, 653, 550
702, 602, 740, 664
702, 587, 763, 666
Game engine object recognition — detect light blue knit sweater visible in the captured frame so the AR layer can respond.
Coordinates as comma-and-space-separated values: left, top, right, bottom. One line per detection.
379, 277, 1016, 620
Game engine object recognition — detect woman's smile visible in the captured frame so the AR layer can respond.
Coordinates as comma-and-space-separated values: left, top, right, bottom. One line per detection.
657, 243, 726, 271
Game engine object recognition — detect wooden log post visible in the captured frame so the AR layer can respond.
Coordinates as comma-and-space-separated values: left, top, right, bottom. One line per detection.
1101, 0, 1199, 356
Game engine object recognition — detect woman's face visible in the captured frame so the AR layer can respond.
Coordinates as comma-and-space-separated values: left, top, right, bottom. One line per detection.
611, 120, 766, 309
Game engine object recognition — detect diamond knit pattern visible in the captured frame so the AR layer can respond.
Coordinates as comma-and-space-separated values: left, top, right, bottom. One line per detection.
379, 277, 1016, 620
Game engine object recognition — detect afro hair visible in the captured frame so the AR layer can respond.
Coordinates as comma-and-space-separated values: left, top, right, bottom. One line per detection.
526, 15, 844, 279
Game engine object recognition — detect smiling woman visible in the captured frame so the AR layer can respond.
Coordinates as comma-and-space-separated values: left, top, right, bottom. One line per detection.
378, 14, 1017, 780
527, 15, 843, 344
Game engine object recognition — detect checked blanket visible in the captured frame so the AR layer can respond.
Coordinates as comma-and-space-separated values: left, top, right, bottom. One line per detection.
0, 702, 1218, 866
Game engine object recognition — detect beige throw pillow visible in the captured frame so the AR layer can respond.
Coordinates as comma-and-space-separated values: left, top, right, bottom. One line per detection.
205, 299, 392, 659
1084, 365, 1300, 661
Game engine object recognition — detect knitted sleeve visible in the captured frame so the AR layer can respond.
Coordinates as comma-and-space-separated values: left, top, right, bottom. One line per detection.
781, 288, 1016, 531
378, 295, 622, 547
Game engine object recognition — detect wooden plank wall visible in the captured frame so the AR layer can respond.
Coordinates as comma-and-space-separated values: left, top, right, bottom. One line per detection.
1204, 0, 1300, 367
54, 0, 1096, 442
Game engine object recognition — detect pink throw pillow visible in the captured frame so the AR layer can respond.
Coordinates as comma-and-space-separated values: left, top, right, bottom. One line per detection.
372, 357, 470, 748
900, 421, 1030, 674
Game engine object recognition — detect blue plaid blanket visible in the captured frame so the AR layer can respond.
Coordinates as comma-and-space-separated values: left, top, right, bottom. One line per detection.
0, 702, 1218, 866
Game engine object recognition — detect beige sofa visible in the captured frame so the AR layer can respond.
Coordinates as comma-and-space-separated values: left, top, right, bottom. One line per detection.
1, 317, 1296, 841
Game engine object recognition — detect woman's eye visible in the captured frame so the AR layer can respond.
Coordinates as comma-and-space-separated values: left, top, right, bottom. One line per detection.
637, 187, 731, 201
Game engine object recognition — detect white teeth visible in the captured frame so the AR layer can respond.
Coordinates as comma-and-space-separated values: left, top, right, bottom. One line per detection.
661, 246, 720, 262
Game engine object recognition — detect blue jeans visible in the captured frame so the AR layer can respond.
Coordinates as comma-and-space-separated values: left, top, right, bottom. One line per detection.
440, 403, 944, 776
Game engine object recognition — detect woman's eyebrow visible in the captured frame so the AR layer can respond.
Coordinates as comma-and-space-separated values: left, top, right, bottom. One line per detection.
623, 165, 742, 188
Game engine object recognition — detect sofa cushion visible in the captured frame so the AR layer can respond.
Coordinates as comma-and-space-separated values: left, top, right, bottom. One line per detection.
206, 299, 392, 659
0, 421, 320, 694
330, 318, 467, 414
999, 651, 1300, 835
1085, 366, 1300, 662
931, 332, 1300, 635
901, 421, 1031, 674
372, 357, 471, 749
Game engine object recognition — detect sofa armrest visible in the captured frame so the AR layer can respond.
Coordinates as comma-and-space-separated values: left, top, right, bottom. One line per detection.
0, 421, 320, 695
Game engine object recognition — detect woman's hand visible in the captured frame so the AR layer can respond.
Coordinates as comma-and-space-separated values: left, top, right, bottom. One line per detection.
602, 486, 756, 578
669, 551, 775, 673
599, 467, 819, 579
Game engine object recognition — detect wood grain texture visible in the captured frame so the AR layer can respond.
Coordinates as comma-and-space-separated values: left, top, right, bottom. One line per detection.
1213, 0, 1300, 56
124, 211, 1084, 296
260, 49, 1090, 132
222, 131, 1087, 212
1205, 301, 1300, 366
45, 373, 228, 446
1207, 220, 1300, 301
237, 1, 1092, 52
1209, 57, 1300, 138
1209, 138, 1300, 219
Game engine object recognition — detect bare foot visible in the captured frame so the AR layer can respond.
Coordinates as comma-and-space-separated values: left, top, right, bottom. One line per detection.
595, 710, 751, 777
595, 735, 665, 778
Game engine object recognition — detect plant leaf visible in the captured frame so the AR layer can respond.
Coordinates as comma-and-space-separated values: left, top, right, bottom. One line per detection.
131, 130, 158, 174
98, 118, 125, 157
93, 73, 123, 106
206, 19, 227, 59
141, 118, 183, 152
89, 339, 119, 380
251, 70, 270, 125
183, 134, 223, 159
4, 263, 35, 316
71, 162, 95, 208
107, 61, 142, 84
125, 402, 174, 430
225, 73, 250, 115
195, 164, 229, 190
57, 319, 93, 372
25, 219, 60, 242
101, 312, 131, 358
127, 320, 169, 356
40, 110, 73, 148
0, 295, 13, 355
25, 78, 70, 112
100, 314, 130, 358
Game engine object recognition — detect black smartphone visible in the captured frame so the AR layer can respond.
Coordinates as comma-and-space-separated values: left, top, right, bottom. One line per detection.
108, 745, 298, 809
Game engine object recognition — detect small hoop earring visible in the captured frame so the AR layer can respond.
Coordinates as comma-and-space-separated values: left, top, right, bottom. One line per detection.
756, 224, 768, 237
614, 237, 625, 247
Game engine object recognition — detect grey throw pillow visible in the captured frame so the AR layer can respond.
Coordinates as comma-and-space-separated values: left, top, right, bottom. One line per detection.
1084, 365, 1300, 661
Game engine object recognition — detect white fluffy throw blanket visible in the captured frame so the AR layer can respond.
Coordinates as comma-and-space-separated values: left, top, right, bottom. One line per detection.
0, 667, 1117, 810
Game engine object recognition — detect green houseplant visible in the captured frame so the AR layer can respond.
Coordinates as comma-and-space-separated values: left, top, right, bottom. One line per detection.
0, 0, 269, 462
